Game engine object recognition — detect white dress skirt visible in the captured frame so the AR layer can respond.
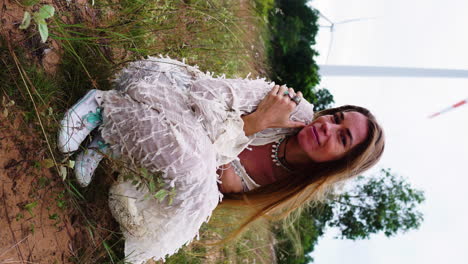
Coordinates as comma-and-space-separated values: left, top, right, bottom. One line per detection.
96, 57, 315, 263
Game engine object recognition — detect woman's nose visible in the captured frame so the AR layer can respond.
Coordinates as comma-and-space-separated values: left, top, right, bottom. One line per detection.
322, 120, 339, 136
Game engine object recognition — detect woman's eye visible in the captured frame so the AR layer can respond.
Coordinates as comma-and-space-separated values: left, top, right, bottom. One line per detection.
340, 133, 346, 146
333, 114, 339, 124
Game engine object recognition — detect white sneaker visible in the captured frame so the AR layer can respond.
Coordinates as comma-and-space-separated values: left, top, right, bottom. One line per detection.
74, 135, 109, 187
58, 90, 103, 153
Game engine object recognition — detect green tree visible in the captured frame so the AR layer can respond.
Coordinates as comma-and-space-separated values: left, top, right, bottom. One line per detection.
275, 169, 425, 264
329, 168, 425, 240
267, 0, 334, 111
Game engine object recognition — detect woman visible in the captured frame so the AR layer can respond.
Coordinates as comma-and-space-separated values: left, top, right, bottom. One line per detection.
58, 57, 384, 264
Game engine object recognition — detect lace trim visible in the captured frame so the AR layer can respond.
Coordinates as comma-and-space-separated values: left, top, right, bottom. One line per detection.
230, 159, 260, 192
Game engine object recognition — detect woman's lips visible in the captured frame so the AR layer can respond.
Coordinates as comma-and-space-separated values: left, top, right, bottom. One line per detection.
312, 126, 320, 145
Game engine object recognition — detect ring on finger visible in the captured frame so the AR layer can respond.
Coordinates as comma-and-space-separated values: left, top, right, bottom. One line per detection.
291, 95, 301, 105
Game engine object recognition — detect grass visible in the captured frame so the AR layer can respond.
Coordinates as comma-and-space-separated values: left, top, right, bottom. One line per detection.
1, 0, 278, 263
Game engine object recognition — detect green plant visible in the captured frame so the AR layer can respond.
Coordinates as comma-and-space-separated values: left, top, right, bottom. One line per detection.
15, 213, 25, 221
121, 166, 177, 204
49, 213, 60, 221
55, 191, 67, 209
19, 5, 55, 43
21, 0, 40, 6
37, 177, 51, 188
24, 201, 38, 216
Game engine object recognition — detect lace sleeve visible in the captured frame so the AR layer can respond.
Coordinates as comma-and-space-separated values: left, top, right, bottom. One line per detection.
189, 78, 315, 163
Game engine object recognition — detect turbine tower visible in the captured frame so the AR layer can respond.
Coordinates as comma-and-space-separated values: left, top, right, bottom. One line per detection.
318, 65, 468, 78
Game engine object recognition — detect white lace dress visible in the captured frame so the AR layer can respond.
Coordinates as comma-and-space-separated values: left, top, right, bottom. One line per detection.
97, 57, 315, 263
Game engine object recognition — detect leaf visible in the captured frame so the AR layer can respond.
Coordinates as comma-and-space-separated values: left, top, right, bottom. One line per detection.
49, 213, 60, 221
37, 20, 49, 43
19, 12, 31, 30
37, 5, 55, 19
153, 189, 168, 202
41, 159, 55, 168
22, 0, 40, 6
140, 167, 149, 179
24, 201, 38, 216
148, 180, 156, 193
3, 108, 8, 118
59, 165, 67, 180
68, 160, 75, 169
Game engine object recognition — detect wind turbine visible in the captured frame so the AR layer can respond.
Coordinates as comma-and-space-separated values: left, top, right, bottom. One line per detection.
428, 98, 468, 118
317, 11, 376, 63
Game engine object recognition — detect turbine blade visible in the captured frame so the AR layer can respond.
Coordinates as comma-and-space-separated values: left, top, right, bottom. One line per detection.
336, 17, 377, 25
325, 34, 335, 64
428, 98, 468, 118
316, 10, 334, 25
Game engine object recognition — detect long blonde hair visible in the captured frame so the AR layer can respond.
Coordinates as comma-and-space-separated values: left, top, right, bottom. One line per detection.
220, 105, 385, 238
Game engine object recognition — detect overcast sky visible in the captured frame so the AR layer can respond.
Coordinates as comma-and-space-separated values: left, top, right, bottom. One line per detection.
307, 0, 468, 263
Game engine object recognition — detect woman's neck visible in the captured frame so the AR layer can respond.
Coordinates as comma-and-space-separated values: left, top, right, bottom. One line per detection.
278, 135, 311, 169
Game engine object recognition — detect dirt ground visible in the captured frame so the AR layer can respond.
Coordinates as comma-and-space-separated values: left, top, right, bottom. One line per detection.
1, 0, 94, 263
0, 0, 120, 261
0, 109, 123, 264
0, 113, 78, 263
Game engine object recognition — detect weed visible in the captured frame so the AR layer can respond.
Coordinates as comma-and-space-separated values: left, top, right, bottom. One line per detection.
37, 177, 51, 188
49, 213, 60, 221
55, 191, 67, 209
19, 5, 55, 43
16, 213, 25, 221
24, 201, 38, 216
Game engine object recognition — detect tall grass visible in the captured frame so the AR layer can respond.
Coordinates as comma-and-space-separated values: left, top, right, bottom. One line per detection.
50, 0, 270, 79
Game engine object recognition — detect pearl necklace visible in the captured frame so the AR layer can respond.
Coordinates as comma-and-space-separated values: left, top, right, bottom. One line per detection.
271, 137, 293, 172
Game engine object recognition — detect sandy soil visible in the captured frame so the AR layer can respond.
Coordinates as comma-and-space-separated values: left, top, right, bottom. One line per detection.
0, 108, 122, 264
0, 112, 78, 263
0, 1, 84, 262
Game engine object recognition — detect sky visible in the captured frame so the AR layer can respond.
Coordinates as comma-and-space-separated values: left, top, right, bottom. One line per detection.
306, 0, 468, 263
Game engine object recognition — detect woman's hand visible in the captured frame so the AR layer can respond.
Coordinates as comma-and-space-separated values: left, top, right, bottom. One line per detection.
242, 85, 305, 136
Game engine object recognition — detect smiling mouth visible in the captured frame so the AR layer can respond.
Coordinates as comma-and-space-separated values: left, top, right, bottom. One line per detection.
312, 126, 320, 145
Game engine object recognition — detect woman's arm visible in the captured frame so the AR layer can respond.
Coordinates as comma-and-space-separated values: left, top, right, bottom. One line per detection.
189, 78, 310, 163
217, 164, 243, 193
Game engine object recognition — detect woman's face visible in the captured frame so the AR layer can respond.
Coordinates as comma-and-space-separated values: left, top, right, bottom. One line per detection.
297, 111, 369, 162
